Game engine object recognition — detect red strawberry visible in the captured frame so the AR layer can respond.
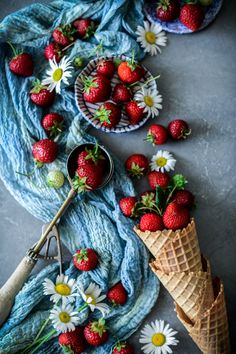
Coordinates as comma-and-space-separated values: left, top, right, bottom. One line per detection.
148, 171, 170, 190
32, 139, 58, 165
74, 164, 103, 191
73, 248, 98, 271
44, 42, 63, 62
52, 24, 75, 46
146, 124, 168, 145
73, 18, 96, 39
97, 60, 115, 78
139, 213, 164, 232
173, 190, 195, 208
41, 113, 64, 137
125, 154, 149, 178
156, 0, 180, 22
77, 145, 105, 168
107, 282, 127, 305
163, 202, 190, 230
118, 58, 144, 84
83, 75, 111, 103
58, 326, 86, 354
95, 102, 121, 128
9, 49, 33, 77
168, 119, 191, 140
112, 84, 133, 103
30, 80, 55, 107
113, 341, 135, 354
119, 197, 137, 217
84, 319, 109, 347
125, 101, 145, 125
179, 4, 204, 32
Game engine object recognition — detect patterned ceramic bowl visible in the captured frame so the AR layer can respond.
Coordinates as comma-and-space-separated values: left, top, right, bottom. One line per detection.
145, 0, 223, 34
74, 55, 158, 133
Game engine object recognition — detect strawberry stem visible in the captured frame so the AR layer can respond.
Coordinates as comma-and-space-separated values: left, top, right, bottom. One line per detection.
7, 41, 18, 57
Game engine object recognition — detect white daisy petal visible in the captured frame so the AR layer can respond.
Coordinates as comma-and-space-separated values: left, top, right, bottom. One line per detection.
78, 282, 110, 317
139, 319, 178, 354
43, 274, 77, 304
134, 87, 163, 118
136, 20, 167, 56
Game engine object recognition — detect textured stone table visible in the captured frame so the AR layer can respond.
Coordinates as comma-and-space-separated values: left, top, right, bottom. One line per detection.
0, 1, 235, 353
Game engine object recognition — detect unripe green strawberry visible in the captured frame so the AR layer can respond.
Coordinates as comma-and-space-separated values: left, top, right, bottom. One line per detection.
47, 170, 65, 189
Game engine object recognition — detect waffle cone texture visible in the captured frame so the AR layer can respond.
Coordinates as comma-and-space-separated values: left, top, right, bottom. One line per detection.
134, 219, 231, 353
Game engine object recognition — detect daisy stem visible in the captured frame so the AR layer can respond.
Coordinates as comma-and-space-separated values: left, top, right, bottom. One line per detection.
129, 75, 160, 88
34, 317, 51, 342
165, 185, 177, 206
27, 329, 56, 354
20, 329, 55, 354
77, 302, 88, 312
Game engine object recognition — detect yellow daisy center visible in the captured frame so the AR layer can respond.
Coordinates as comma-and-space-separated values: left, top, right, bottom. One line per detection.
144, 95, 154, 107
55, 283, 71, 296
152, 333, 166, 347
59, 311, 71, 323
156, 157, 167, 167
145, 31, 156, 44
86, 294, 96, 305
53, 68, 63, 81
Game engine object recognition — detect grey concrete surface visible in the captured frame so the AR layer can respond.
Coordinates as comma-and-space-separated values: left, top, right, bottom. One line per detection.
0, 0, 236, 353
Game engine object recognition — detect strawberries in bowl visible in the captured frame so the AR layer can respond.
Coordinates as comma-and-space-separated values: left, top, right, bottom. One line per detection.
75, 55, 160, 133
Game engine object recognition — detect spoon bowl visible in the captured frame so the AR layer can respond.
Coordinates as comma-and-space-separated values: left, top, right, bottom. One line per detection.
67, 143, 114, 190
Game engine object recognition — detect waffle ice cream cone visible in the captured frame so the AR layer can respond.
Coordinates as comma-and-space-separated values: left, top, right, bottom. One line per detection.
134, 219, 202, 273
150, 256, 214, 322
176, 278, 231, 354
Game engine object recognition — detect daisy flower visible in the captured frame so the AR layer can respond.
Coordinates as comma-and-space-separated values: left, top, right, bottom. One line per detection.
49, 303, 80, 333
43, 274, 77, 305
134, 87, 163, 118
150, 150, 176, 173
42, 56, 73, 94
78, 282, 110, 317
136, 21, 167, 56
139, 320, 178, 354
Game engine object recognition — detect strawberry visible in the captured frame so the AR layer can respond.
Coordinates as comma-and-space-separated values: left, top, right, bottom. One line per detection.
77, 144, 105, 168
163, 201, 190, 230
32, 139, 58, 165
52, 24, 75, 46
44, 42, 63, 63
84, 319, 109, 346
58, 326, 86, 354
113, 341, 135, 354
95, 102, 121, 128
9, 46, 33, 77
119, 197, 137, 217
41, 112, 64, 137
118, 56, 144, 84
47, 170, 65, 189
146, 124, 168, 146
125, 154, 149, 178
30, 80, 55, 107
148, 171, 170, 190
107, 282, 127, 305
73, 18, 96, 39
112, 83, 133, 103
168, 119, 191, 140
173, 189, 195, 208
125, 101, 145, 125
83, 75, 111, 103
179, 4, 204, 32
73, 248, 98, 271
139, 213, 164, 232
97, 59, 115, 78
73, 164, 103, 192
156, 0, 180, 22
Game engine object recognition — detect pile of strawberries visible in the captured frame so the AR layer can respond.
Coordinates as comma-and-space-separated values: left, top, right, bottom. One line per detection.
72, 144, 107, 192
156, 0, 213, 32
56, 247, 133, 352
120, 153, 195, 232
82, 56, 149, 128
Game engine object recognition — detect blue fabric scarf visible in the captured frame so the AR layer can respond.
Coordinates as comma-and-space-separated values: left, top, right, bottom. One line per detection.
0, 1, 159, 352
